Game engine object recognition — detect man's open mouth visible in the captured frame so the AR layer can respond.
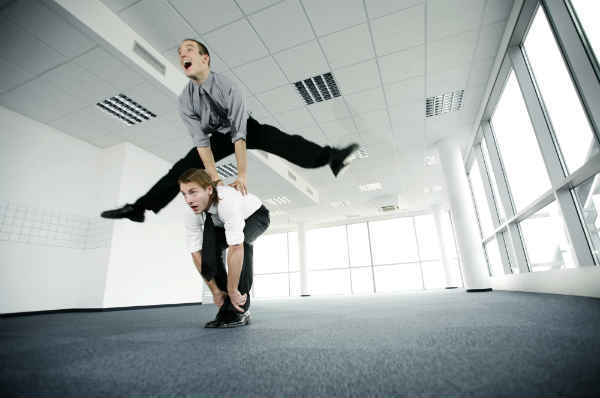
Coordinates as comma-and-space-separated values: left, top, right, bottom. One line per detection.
191, 205, 199, 211
184, 61, 192, 70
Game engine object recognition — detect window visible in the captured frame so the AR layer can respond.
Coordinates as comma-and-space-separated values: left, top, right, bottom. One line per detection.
254, 233, 289, 274
481, 136, 506, 222
347, 223, 372, 267
569, 0, 600, 67
350, 268, 374, 294
573, 173, 600, 265
469, 160, 495, 238
414, 214, 441, 260
491, 71, 552, 211
485, 238, 504, 276
307, 225, 348, 269
524, 5, 599, 174
309, 269, 351, 295
254, 274, 289, 298
369, 218, 418, 265
519, 201, 575, 271
421, 260, 446, 289
374, 264, 422, 292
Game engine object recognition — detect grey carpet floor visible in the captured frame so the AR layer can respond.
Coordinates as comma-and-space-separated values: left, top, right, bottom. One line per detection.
1, 289, 599, 397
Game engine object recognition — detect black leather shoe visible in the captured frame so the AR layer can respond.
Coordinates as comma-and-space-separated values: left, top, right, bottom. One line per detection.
204, 318, 223, 328
329, 143, 359, 178
101, 204, 145, 222
217, 311, 250, 328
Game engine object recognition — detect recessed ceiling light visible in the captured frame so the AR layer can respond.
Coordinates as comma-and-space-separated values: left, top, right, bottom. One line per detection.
330, 200, 351, 208
96, 94, 156, 126
264, 196, 291, 206
356, 147, 369, 159
425, 89, 464, 117
359, 182, 382, 192
424, 155, 438, 166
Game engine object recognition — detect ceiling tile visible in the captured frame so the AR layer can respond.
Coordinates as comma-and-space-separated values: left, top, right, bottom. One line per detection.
427, 30, 478, 75
2, 0, 95, 58
48, 104, 123, 141
483, 0, 514, 25
302, 0, 365, 37
427, 67, 468, 97
308, 97, 350, 123
236, 0, 281, 15
169, 0, 242, 34
126, 81, 180, 118
385, 76, 425, 108
365, 0, 424, 19
75, 47, 146, 91
319, 117, 357, 139
468, 56, 495, 87
204, 19, 269, 67
334, 59, 379, 95
0, 22, 66, 76
256, 85, 305, 113
344, 87, 386, 115
427, 0, 485, 41
472, 21, 505, 61
274, 40, 329, 83
249, 0, 314, 53
0, 75, 83, 124
119, 0, 195, 52
371, 4, 425, 55
320, 24, 374, 70
233, 56, 288, 94
100, 0, 140, 13
379, 45, 424, 84
246, 96, 273, 124
0, 59, 33, 93
42, 61, 118, 108
219, 70, 250, 98
275, 107, 317, 131
354, 109, 392, 134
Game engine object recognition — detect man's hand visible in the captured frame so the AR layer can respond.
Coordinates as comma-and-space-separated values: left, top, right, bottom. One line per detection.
228, 289, 247, 312
229, 174, 247, 195
212, 290, 227, 308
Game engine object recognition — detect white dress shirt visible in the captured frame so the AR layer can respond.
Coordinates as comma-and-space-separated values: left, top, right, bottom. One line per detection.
185, 185, 262, 252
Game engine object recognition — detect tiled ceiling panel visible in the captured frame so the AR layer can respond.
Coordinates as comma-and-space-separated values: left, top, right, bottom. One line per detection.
371, 4, 425, 56
169, 0, 243, 34
273, 41, 329, 83
302, 0, 365, 37
204, 19, 269, 67
319, 24, 374, 70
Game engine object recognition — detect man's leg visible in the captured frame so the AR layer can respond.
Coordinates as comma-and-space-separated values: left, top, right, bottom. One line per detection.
245, 117, 359, 177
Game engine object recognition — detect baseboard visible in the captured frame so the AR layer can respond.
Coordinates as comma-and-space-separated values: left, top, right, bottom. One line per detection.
466, 288, 493, 292
1, 301, 203, 318
301, 294, 311, 297
445, 286, 459, 289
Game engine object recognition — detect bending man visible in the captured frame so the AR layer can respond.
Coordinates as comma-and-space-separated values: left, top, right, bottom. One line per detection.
179, 168, 269, 328
102, 38, 358, 222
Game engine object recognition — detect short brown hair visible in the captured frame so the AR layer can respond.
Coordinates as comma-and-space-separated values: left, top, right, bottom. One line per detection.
178, 168, 219, 204
181, 39, 210, 66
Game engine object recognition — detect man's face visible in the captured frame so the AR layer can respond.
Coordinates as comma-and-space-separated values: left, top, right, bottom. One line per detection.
180, 181, 212, 214
178, 40, 210, 79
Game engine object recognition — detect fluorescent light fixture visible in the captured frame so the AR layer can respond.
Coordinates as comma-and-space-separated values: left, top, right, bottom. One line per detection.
425, 89, 464, 117
359, 182, 382, 192
96, 94, 156, 126
424, 155, 438, 166
330, 200, 351, 208
264, 196, 291, 206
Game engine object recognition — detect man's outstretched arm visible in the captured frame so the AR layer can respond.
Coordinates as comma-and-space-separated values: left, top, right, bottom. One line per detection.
226, 243, 246, 312
191, 251, 225, 307
230, 139, 248, 195
196, 146, 222, 184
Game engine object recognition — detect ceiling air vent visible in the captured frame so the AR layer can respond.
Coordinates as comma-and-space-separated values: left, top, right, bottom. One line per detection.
294, 72, 341, 105
379, 205, 400, 212
426, 89, 464, 117
216, 162, 238, 178
96, 94, 156, 126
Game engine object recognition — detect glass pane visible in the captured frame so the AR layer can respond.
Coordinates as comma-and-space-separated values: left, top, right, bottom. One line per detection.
570, 0, 600, 68
369, 217, 418, 265
307, 225, 348, 270
289, 272, 301, 296
288, 231, 299, 272
481, 135, 506, 221
309, 269, 351, 295
421, 260, 446, 289
485, 238, 504, 276
502, 230, 518, 274
520, 201, 575, 271
254, 233, 288, 274
374, 264, 422, 292
524, 6, 599, 173
573, 173, 600, 265
347, 223, 372, 267
254, 273, 290, 298
491, 71, 552, 211
414, 214, 441, 260
469, 160, 495, 238
350, 267, 374, 294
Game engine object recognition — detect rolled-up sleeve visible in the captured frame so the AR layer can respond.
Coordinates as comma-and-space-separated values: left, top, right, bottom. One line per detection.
219, 191, 246, 246
179, 96, 210, 147
225, 82, 248, 144
184, 211, 205, 252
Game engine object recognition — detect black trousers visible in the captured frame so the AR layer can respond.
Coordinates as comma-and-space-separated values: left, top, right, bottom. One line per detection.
205, 205, 270, 318
136, 117, 332, 212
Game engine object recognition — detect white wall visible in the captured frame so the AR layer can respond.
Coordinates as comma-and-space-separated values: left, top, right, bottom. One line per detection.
0, 106, 203, 314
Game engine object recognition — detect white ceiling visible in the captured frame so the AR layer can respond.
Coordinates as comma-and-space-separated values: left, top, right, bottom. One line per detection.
0, 0, 514, 228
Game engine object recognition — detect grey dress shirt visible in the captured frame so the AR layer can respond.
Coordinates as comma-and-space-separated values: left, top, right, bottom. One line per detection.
178, 71, 249, 147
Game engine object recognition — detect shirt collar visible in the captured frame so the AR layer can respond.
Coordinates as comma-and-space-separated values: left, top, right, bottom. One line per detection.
196, 71, 214, 93
207, 202, 217, 215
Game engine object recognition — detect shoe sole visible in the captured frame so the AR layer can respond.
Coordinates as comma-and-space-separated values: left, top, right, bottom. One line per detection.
335, 147, 359, 178
218, 316, 250, 328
